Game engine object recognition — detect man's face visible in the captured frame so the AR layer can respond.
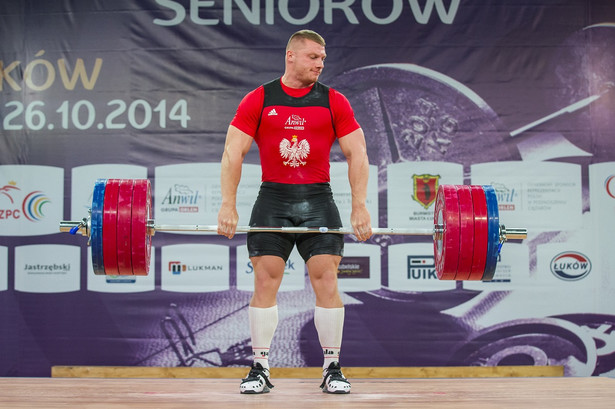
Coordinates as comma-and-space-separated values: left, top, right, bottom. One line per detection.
288, 39, 326, 86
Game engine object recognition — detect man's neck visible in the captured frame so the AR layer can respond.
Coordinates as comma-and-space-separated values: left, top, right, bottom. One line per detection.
281, 74, 315, 89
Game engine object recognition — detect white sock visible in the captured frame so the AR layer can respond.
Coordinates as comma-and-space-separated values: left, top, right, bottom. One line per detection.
314, 306, 345, 370
249, 305, 278, 370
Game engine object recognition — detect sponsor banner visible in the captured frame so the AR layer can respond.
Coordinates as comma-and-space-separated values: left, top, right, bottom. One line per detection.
0, 165, 64, 236
462, 242, 530, 291
337, 243, 380, 292
448, 238, 608, 330
387, 161, 463, 228
471, 161, 582, 232
1, 0, 614, 379
160, 244, 229, 292
387, 242, 456, 292
236, 245, 305, 292
0, 246, 7, 292
14, 245, 80, 293
70, 164, 148, 220
154, 163, 260, 233
86, 248, 156, 293
329, 163, 378, 228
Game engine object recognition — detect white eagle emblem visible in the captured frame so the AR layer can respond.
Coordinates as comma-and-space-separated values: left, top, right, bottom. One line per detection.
279, 135, 310, 167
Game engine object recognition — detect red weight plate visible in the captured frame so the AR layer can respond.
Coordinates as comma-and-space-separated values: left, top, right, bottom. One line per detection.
102, 179, 120, 276
131, 179, 152, 276
454, 185, 474, 281
116, 179, 135, 276
433, 185, 460, 280
469, 186, 488, 280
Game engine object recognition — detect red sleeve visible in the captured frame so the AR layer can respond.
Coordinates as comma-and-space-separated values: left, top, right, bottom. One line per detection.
330, 88, 361, 138
229, 86, 265, 137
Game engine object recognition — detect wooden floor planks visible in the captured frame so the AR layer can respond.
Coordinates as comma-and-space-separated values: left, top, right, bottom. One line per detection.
1, 377, 614, 409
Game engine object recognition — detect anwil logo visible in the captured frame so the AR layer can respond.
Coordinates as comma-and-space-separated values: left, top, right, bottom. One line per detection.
550, 252, 592, 281
284, 114, 306, 130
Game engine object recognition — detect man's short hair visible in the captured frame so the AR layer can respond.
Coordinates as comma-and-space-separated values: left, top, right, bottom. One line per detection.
286, 29, 326, 50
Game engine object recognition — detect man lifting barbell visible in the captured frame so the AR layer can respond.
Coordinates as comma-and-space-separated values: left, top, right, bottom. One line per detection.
58, 32, 527, 397
217, 29, 371, 395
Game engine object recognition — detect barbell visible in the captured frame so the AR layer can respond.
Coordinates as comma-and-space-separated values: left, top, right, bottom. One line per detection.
59, 178, 527, 281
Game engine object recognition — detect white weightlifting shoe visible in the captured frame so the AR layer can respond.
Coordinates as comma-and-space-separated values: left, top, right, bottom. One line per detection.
320, 362, 351, 394
240, 362, 274, 394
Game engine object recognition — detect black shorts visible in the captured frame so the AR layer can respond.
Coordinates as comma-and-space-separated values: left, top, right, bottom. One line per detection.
247, 182, 344, 262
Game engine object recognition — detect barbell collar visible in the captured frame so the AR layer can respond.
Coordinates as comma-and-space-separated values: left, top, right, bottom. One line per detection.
500, 225, 527, 241
60, 219, 90, 238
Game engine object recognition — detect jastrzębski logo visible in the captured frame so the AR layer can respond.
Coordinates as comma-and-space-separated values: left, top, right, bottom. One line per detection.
550, 251, 592, 281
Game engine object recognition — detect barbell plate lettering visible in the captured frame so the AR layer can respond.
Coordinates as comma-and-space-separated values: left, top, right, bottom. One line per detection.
116, 179, 135, 276
131, 179, 152, 276
469, 186, 488, 280
102, 179, 120, 276
482, 185, 500, 281
434, 185, 460, 280
91, 179, 106, 276
455, 185, 475, 281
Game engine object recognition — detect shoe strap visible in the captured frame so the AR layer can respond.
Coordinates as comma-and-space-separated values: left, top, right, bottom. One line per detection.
244, 366, 275, 389
320, 367, 348, 388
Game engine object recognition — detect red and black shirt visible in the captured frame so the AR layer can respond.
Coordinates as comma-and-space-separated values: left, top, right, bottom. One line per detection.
230, 78, 360, 184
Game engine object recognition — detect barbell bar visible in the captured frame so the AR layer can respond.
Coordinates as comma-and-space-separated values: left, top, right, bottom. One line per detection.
59, 179, 527, 280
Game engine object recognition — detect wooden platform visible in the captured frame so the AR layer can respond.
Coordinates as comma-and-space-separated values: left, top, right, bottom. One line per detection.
51, 365, 564, 379
1, 377, 614, 408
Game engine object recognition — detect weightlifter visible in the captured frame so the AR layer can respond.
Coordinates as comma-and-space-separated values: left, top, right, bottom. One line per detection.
217, 29, 372, 394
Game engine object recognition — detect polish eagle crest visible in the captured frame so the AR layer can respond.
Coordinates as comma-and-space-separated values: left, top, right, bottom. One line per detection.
279, 135, 310, 167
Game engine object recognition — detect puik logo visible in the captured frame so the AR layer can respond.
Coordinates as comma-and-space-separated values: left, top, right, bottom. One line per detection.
550, 252, 592, 281
407, 255, 437, 280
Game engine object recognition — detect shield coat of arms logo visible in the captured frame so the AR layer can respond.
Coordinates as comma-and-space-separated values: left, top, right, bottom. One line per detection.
412, 174, 440, 209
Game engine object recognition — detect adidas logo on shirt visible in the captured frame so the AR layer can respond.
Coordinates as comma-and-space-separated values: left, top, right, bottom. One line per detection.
268, 108, 278, 116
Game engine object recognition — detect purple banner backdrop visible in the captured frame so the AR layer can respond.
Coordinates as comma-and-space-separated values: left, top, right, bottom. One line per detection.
1, 0, 614, 377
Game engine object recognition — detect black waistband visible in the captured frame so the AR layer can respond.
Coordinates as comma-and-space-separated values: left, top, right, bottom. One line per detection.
259, 182, 332, 200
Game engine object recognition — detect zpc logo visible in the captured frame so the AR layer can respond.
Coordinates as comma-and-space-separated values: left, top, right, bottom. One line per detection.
1, 181, 51, 222
550, 252, 592, 281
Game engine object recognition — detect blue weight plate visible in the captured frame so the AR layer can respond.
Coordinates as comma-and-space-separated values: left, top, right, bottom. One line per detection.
482, 185, 500, 281
91, 178, 107, 275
